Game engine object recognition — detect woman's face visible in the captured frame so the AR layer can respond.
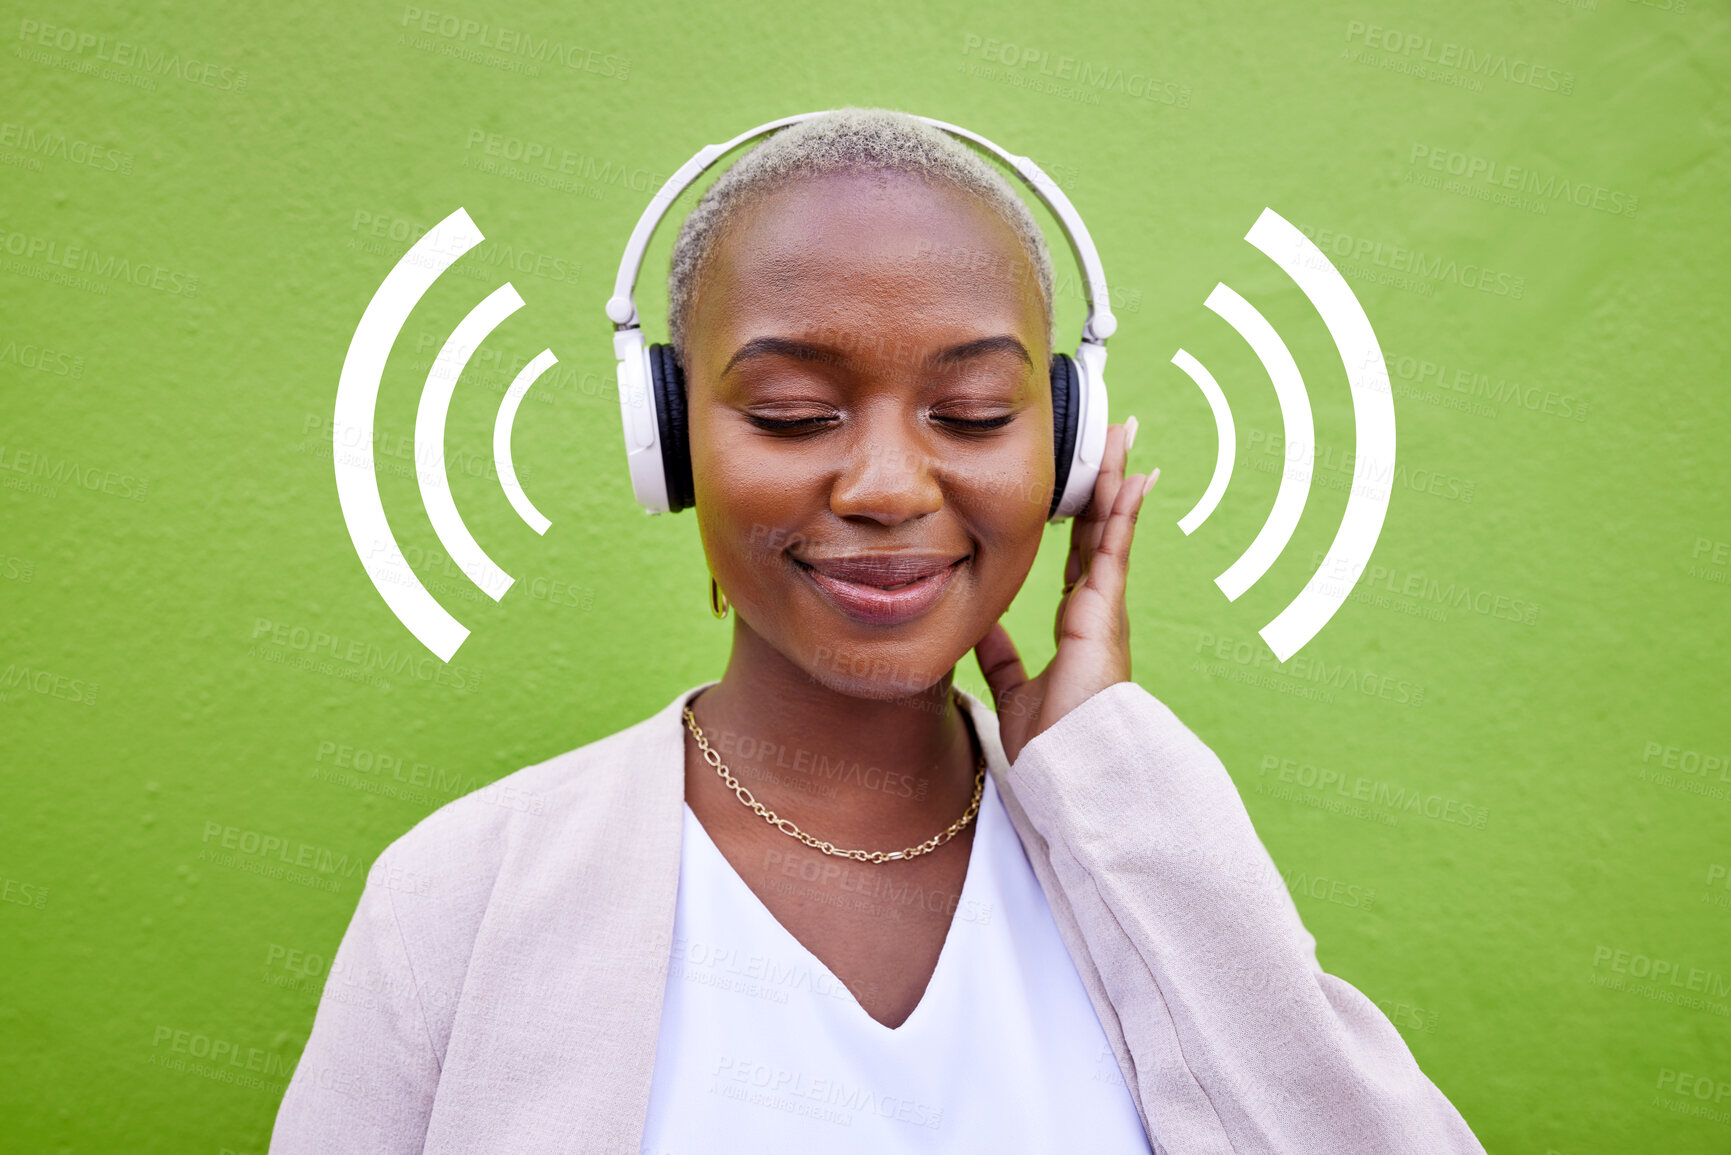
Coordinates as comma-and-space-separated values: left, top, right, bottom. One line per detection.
683, 170, 1054, 699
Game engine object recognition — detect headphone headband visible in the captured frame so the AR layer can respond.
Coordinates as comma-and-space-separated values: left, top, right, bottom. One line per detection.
604, 111, 1117, 344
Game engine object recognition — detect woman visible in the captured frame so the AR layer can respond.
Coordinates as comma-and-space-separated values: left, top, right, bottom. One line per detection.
272, 109, 1484, 1153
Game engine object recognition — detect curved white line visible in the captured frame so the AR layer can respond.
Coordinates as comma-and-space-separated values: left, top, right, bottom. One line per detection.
1172, 349, 1235, 536
333, 207, 484, 663
1246, 208, 1396, 663
1206, 283, 1314, 602
495, 349, 555, 535
416, 283, 524, 602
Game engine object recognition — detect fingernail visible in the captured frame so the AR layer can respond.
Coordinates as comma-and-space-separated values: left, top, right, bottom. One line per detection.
1142, 468, 1160, 497
1124, 415, 1139, 455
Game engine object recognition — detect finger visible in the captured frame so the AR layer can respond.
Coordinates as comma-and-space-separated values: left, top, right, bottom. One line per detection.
1054, 579, 1074, 648
973, 621, 1030, 711
1058, 551, 1082, 647
1092, 419, 1136, 555
1081, 422, 1131, 569
1086, 468, 1158, 608
1062, 460, 1089, 590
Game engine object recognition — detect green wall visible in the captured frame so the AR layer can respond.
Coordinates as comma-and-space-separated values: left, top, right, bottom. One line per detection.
3, 1, 1727, 1151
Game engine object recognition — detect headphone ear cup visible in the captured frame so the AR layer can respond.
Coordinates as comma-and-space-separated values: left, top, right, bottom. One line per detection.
1048, 353, 1080, 520
648, 344, 695, 513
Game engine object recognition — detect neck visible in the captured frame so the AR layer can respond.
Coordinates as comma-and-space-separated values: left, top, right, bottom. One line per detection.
689, 618, 980, 849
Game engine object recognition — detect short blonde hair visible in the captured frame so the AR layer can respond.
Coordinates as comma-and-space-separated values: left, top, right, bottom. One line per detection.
666, 107, 1055, 362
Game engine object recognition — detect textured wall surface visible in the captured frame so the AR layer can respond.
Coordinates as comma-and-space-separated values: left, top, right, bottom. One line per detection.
2, 0, 1727, 1151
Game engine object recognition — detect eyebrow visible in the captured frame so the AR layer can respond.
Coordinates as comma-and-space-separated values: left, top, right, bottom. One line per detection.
721, 334, 1033, 377
931, 335, 1033, 369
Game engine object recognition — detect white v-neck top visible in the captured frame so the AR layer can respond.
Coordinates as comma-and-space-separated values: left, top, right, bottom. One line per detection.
639, 771, 1153, 1154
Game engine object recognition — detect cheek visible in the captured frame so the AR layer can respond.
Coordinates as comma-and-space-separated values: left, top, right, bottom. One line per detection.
968, 498, 1048, 591
953, 427, 1054, 544
931, 448, 1052, 624
692, 427, 820, 581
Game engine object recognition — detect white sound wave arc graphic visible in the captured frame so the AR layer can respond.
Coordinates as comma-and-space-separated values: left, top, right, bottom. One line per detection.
1175, 207, 1396, 663
1205, 282, 1314, 602
1171, 350, 1233, 536
416, 282, 523, 602
333, 206, 557, 662
1248, 209, 1394, 661
496, 349, 557, 535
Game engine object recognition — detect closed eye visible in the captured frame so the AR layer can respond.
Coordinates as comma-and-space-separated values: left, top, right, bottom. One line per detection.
938, 413, 1015, 431
743, 414, 838, 433
743, 412, 1014, 433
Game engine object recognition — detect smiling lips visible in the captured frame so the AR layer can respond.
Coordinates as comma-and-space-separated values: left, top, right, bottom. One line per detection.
794, 552, 967, 626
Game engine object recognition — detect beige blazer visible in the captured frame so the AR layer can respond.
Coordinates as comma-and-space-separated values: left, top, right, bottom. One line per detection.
270, 680, 1485, 1154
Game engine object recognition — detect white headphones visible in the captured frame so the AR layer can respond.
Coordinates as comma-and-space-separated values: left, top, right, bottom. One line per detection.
606, 111, 1117, 521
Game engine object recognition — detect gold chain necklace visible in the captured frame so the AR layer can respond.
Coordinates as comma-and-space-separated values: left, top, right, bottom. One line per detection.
681, 697, 986, 865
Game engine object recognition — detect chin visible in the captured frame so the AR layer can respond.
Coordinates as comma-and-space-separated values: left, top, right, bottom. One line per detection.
785, 620, 971, 704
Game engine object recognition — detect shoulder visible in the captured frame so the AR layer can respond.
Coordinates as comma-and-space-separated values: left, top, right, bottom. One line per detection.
307, 687, 696, 1069
336, 686, 697, 1052
372, 686, 695, 894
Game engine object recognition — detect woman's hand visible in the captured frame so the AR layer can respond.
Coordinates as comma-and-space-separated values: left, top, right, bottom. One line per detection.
973, 418, 1157, 764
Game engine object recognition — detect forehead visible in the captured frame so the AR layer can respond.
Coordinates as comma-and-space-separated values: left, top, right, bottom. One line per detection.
688, 171, 1047, 357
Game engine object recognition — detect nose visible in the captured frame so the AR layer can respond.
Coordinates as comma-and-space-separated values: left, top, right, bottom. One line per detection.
828, 402, 944, 526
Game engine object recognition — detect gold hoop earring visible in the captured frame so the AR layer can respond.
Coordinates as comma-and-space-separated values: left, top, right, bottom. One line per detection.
709, 575, 730, 619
